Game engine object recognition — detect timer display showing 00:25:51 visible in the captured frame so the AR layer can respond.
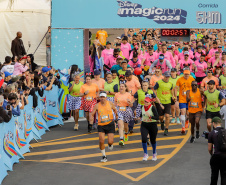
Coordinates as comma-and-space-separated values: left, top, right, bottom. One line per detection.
161, 29, 190, 37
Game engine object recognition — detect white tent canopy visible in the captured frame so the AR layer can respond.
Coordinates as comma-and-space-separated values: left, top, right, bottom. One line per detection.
0, 0, 50, 66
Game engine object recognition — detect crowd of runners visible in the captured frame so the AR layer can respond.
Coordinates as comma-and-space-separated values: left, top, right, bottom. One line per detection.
67, 28, 226, 164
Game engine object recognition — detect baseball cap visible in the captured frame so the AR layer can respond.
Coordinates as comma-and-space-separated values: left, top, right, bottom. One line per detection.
163, 71, 170, 77
125, 70, 132, 77
184, 51, 189, 55
183, 70, 190, 75
159, 54, 164, 60
122, 36, 128, 41
171, 68, 177, 72
106, 41, 111, 45
94, 70, 101, 75
114, 48, 120, 53
4, 71, 13, 77
116, 36, 121, 39
99, 91, 107, 97
121, 60, 127, 64
207, 80, 215, 85
42, 66, 51, 73
144, 94, 155, 102
148, 46, 154, 50
212, 117, 222, 123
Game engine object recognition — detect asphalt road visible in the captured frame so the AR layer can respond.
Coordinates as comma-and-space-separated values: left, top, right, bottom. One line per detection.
2, 115, 220, 185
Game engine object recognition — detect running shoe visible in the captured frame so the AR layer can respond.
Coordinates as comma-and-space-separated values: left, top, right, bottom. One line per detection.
196, 131, 200, 139
161, 122, 165, 130
88, 124, 92, 133
170, 118, 175, 123
185, 120, 189, 128
101, 156, 107, 162
124, 134, 129, 142
181, 127, 186, 135
108, 144, 113, 150
147, 138, 151, 146
119, 140, 125, 146
164, 129, 168, 136
74, 124, 78, 131
152, 153, 157, 161
143, 153, 149, 161
190, 136, 195, 143
129, 130, 134, 134
176, 118, 180, 124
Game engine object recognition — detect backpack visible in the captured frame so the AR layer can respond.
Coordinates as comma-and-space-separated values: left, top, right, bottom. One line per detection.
217, 128, 226, 152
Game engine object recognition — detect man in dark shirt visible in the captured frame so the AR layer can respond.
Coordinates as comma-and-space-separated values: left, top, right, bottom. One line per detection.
208, 117, 226, 185
11, 32, 26, 58
0, 95, 12, 123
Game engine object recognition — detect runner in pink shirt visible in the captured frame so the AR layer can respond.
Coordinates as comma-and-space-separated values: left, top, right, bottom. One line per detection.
128, 53, 141, 69
105, 49, 120, 71
194, 46, 206, 61
121, 36, 131, 59
220, 52, 226, 66
101, 41, 113, 64
208, 41, 218, 56
143, 46, 158, 66
168, 47, 178, 65
178, 47, 194, 60
177, 51, 194, 72
194, 54, 208, 85
157, 44, 175, 67
208, 51, 221, 67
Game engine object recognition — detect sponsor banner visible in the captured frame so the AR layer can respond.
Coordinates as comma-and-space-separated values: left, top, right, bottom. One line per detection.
52, 0, 225, 28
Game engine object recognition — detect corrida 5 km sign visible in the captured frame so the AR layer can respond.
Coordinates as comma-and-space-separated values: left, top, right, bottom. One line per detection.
52, 0, 225, 28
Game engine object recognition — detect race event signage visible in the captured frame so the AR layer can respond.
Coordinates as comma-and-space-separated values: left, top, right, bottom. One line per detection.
52, 0, 225, 28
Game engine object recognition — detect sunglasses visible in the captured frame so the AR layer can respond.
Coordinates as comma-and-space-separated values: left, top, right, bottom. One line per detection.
155, 71, 160, 73
208, 71, 213, 73
218, 46, 222, 48
192, 84, 197, 86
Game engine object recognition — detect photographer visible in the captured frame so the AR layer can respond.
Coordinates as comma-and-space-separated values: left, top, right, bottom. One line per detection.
0, 95, 12, 123
3, 93, 20, 116
208, 117, 226, 185
29, 75, 44, 108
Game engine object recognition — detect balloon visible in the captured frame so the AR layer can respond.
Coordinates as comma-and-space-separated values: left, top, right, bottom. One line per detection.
134, 68, 142, 75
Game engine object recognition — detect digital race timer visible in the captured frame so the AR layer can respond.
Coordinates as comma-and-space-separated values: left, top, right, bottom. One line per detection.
161, 29, 190, 37
160, 29, 190, 42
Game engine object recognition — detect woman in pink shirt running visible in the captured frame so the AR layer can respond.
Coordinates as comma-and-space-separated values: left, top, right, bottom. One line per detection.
194, 54, 208, 85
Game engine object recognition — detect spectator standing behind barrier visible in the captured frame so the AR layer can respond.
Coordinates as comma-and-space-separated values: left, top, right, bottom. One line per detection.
3, 93, 20, 116
208, 117, 226, 185
46, 26, 51, 66
11, 32, 26, 58
0, 95, 12, 123
1, 56, 14, 74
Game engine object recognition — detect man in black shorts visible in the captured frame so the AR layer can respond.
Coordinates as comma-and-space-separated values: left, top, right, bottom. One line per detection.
90, 91, 118, 162
154, 71, 174, 136
204, 80, 225, 132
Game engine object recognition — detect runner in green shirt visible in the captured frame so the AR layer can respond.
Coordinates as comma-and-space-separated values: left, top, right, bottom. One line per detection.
154, 71, 175, 136
203, 80, 225, 132
169, 68, 180, 124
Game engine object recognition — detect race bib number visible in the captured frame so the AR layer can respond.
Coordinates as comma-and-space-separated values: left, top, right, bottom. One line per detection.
119, 107, 126, 111
86, 96, 93, 101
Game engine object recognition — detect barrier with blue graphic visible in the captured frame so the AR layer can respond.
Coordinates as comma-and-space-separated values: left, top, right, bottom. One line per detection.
0, 85, 67, 184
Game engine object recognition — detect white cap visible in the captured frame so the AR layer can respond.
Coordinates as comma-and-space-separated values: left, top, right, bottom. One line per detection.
99, 92, 107, 97
116, 36, 121, 39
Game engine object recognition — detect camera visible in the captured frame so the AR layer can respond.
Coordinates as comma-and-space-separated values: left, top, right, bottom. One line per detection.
202, 131, 209, 139
6, 102, 11, 110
